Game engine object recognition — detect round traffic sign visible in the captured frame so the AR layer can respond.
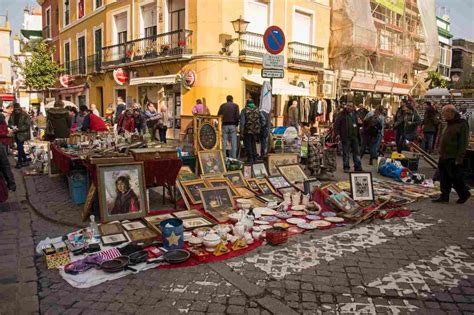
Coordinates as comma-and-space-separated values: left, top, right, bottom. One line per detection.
263, 26, 286, 55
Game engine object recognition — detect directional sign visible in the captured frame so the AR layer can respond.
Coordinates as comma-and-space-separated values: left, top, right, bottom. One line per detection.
263, 26, 286, 55
263, 54, 284, 69
261, 69, 284, 79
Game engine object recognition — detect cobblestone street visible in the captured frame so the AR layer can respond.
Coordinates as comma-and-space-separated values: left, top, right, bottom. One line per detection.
1, 158, 473, 314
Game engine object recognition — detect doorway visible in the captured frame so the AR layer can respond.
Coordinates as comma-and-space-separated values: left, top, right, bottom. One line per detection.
96, 87, 104, 114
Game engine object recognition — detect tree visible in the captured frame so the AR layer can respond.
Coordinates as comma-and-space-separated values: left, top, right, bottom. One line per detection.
425, 70, 448, 89
10, 40, 62, 92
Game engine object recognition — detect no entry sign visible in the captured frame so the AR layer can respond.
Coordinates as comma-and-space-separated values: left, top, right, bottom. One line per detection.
263, 26, 286, 55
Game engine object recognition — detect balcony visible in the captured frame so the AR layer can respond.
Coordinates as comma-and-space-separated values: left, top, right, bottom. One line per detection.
60, 54, 102, 76
101, 29, 192, 68
288, 42, 324, 70
238, 32, 265, 62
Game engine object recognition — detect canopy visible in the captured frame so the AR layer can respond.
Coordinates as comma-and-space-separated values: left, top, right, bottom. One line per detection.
243, 74, 310, 96
129, 75, 177, 86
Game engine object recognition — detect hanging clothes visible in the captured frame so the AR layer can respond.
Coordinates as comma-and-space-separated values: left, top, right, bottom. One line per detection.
309, 99, 318, 123
299, 98, 310, 124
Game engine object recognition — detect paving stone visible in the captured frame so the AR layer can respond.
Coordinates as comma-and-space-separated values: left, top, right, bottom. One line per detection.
228, 296, 246, 306
227, 305, 245, 314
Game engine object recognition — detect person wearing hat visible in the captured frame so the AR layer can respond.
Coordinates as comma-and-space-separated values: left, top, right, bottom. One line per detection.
8, 103, 31, 168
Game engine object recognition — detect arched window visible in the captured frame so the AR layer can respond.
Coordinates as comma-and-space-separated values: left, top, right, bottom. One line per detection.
402, 73, 408, 84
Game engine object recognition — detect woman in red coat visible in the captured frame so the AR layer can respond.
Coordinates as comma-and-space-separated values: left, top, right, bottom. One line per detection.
0, 114, 16, 191
81, 111, 108, 132
117, 110, 135, 135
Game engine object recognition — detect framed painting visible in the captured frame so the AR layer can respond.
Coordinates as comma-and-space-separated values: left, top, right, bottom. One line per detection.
349, 172, 374, 201
101, 233, 128, 246
176, 181, 191, 210
267, 175, 291, 190
144, 213, 174, 232
81, 184, 96, 221
199, 187, 236, 223
257, 193, 284, 204
224, 171, 246, 187
198, 150, 227, 175
122, 221, 147, 231
97, 163, 148, 223
198, 122, 218, 151
127, 227, 159, 242
245, 178, 261, 193
328, 191, 360, 213
252, 162, 269, 178
200, 174, 224, 180
205, 178, 241, 198
181, 179, 208, 204
235, 187, 255, 198
179, 166, 194, 174
277, 164, 308, 184
182, 216, 215, 230
178, 172, 199, 182
267, 153, 299, 176
242, 163, 252, 178
278, 186, 297, 196
304, 179, 322, 196
257, 179, 276, 194
173, 209, 202, 219
98, 223, 123, 236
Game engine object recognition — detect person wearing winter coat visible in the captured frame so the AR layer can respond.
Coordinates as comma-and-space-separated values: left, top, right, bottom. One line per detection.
133, 108, 147, 135
287, 100, 299, 130
360, 106, 384, 165
144, 102, 159, 140
8, 103, 31, 169
117, 110, 135, 135
432, 105, 470, 204
46, 100, 72, 140
0, 113, 15, 191
422, 102, 440, 153
240, 99, 265, 162
81, 110, 108, 133
334, 103, 362, 172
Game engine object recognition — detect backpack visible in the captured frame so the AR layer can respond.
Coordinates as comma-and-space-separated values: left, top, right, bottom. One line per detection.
245, 108, 261, 135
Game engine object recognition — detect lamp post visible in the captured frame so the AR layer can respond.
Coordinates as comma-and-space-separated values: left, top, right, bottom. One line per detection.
11, 63, 19, 101
224, 16, 250, 48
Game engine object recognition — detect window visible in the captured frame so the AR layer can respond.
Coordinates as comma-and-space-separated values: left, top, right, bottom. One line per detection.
94, 28, 102, 71
402, 74, 408, 84
45, 8, 51, 38
94, 0, 103, 10
78, 36, 86, 74
64, 41, 71, 74
246, 0, 270, 34
64, 0, 70, 26
293, 11, 312, 44
141, 4, 157, 38
168, 0, 185, 31
379, 30, 391, 51
114, 12, 128, 57
78, 0, 85, 19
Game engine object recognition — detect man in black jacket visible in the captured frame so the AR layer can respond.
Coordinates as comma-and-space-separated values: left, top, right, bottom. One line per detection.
335, 103, 362, 173
218, 95, 240, 159
432, 105, 471, 204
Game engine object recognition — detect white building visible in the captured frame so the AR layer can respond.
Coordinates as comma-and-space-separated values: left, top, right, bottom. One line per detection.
436, 9, 452, 80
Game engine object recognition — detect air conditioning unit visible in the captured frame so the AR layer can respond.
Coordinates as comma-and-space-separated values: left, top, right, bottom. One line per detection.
296, 80, 310, 89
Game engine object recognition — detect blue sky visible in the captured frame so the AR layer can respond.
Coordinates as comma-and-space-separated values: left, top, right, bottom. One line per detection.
1, 0, 473, 41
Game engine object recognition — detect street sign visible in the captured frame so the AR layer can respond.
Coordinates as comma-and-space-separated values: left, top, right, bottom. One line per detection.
263, 26, 286, 55
263, 54, 284, 69
261, 69, 284, 79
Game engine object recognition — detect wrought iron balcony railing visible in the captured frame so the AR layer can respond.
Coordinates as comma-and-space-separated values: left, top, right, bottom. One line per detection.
238, 32, 265, 59
101, 29, 192, 67
87, 54, 103, 73
288, 42, 324, 69
43, 25, 51, 39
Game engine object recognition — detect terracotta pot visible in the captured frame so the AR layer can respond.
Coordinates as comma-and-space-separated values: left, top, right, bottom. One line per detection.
266, 227, 288, 245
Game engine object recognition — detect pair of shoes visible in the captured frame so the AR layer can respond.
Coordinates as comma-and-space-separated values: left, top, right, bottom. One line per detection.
432, 197, 449, 203
456, 192, 471, 204
8, 184, 16, 192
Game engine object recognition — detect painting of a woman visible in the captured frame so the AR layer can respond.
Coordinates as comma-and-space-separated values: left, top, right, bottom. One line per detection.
111, 175, 140, 214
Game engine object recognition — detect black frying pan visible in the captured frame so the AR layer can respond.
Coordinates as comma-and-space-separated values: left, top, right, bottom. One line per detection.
147, 249, 190, 265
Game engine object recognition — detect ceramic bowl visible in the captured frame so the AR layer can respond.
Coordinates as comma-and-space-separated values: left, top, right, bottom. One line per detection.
202, 233, 221, 250
188, 236, 203, 245
228, 213, 240, 223
236, 199, 252, 209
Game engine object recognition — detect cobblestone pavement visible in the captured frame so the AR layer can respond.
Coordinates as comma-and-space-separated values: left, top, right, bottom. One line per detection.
1, 157, 473, 314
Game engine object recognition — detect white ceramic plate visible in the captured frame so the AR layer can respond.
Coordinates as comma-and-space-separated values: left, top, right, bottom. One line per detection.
321, 211, 337, 217
254, 220, 269, 225
260, 224, 273, 230
324, 217, 344, 223
286, 218, 307, 225
310, 220, 331, 227
291, 205, 306, 211
254, 207, 277, 216
297, 222, 319, 230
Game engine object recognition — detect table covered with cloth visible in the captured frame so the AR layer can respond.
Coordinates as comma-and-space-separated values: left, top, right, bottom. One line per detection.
50, 144, 82, 176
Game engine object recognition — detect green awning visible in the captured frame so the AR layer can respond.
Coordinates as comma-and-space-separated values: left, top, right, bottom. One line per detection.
20, 29, 43, 39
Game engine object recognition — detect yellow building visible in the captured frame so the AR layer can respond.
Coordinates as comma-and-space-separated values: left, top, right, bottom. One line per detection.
0, 15, 14, 105
47, 0, 333, 138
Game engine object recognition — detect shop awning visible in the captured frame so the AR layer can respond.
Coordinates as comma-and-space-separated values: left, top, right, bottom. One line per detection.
392, 83, 412, 95
0, 94, 15, 101
350, 76, 376, 92
375, 80, 394, 93
242, 74, 310, 96
130, 75, 177, 86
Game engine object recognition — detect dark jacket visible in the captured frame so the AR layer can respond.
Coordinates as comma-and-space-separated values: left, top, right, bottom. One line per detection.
439, 113, 469, 164
334, 110, 360, 142
393, 107, 405, 130
218, 102, 240, 126
402, 109, 421, 140
133, 110, 147, 131
114, 103, 126, 124
240, 106, 265, 135
423, 108, 440, 133
8, 110, 31, 142
46, 107, 72, 139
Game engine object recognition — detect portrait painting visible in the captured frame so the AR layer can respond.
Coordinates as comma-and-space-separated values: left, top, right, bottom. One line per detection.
224, 171, 246, 187
205, 178, 240, 198
98, 163, 148, 223
277, 164, 308, 184
267, 154, 299, 176
198, 150, 227, 175
181, 179, 209, 204
350, 172, 374, 201
243, 164, 252, 178
200, 187, 236, 223
252, 162, 269, 178
245, 178, 262, 193
267, 175, 291, 190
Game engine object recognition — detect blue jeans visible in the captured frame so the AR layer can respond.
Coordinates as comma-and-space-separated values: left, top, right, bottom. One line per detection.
342, 138, 362, 171
422, 132, 435, 153
222, 125, 237, 159
369, 133, 382, 159
16, 139, 26, 164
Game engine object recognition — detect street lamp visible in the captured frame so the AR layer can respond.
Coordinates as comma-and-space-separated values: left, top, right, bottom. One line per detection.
222, 16, 250, 53
11, 63, 19, 100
